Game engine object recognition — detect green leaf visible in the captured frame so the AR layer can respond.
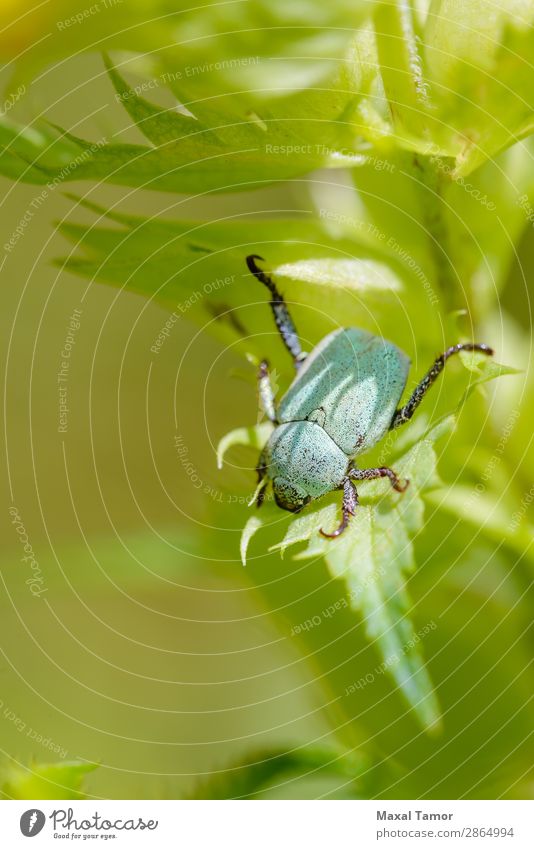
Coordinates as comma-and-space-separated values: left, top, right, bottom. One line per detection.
240, 418, 454, 730
457, 352, 520, 409
1, 760, 97, 800
217, 422, 274, 470
237, 351, 512, 729
187, 746, 369, 799
373, 0, 432, 144
0, 48, 365, 194
217, 422, 279, 565
459, 350, 519, 380
240, 515, 266, 567
0, 119, 86, 181
335, 2, 534, 173
57, 201, 439, 372
274, 257, 403, 292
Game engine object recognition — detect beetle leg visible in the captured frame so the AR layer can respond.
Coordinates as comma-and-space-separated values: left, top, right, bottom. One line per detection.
350, 466, 409, 492
246, 255, 307, 370
257, 359, 278, 423
320, 477, 359, 539
390, 343, 494, 429
255, 472, 268, 508
255, 447, 269, 508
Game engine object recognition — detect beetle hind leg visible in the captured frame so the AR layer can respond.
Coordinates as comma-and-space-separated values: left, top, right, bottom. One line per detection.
349, 466, 409, 492
320, 478, 359, 539
390, 342, 494, 429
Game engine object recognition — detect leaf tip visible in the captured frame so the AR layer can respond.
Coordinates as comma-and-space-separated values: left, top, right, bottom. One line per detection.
240, 515, 263, 566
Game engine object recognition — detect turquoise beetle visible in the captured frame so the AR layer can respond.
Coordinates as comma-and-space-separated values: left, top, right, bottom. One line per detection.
246, 256, 493, 538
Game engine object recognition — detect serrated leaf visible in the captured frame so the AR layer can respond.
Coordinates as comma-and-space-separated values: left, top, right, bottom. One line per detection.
0, 46, 367, 194
269, 503, 338, 557
58, 204, 429, 369
265, 418, 454, 730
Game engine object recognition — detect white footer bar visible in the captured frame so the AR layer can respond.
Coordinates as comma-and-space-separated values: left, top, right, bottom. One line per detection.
1, 799, 532, 848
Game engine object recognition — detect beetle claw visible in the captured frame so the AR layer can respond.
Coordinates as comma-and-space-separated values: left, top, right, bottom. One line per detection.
320, 521, 348, 539
395, 477, 410, 493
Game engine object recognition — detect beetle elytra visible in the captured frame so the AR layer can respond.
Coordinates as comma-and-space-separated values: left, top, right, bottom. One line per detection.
246, 255, 493, 538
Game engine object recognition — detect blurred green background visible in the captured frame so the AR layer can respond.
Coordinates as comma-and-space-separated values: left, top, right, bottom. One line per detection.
0, 1, 533, 800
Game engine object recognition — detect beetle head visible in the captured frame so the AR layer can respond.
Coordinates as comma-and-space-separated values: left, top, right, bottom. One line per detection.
272, 477, 311, 513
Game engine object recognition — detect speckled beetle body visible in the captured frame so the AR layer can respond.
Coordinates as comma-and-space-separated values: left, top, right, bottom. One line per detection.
278, 327, 410, 454
246, 255, 494, 537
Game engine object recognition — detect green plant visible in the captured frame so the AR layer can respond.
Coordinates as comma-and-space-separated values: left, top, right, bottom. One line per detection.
1, 760, 97, 800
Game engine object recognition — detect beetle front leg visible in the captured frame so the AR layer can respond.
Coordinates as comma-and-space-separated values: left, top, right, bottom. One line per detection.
257, 359, 278, 424
349, 466, 409, 492
320, 477, 359, 539
390, 342, 493, 429
246, 255, 307, 371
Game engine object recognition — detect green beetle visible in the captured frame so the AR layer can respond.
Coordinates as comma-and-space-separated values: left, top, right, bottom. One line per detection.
246, 255, 493, 538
